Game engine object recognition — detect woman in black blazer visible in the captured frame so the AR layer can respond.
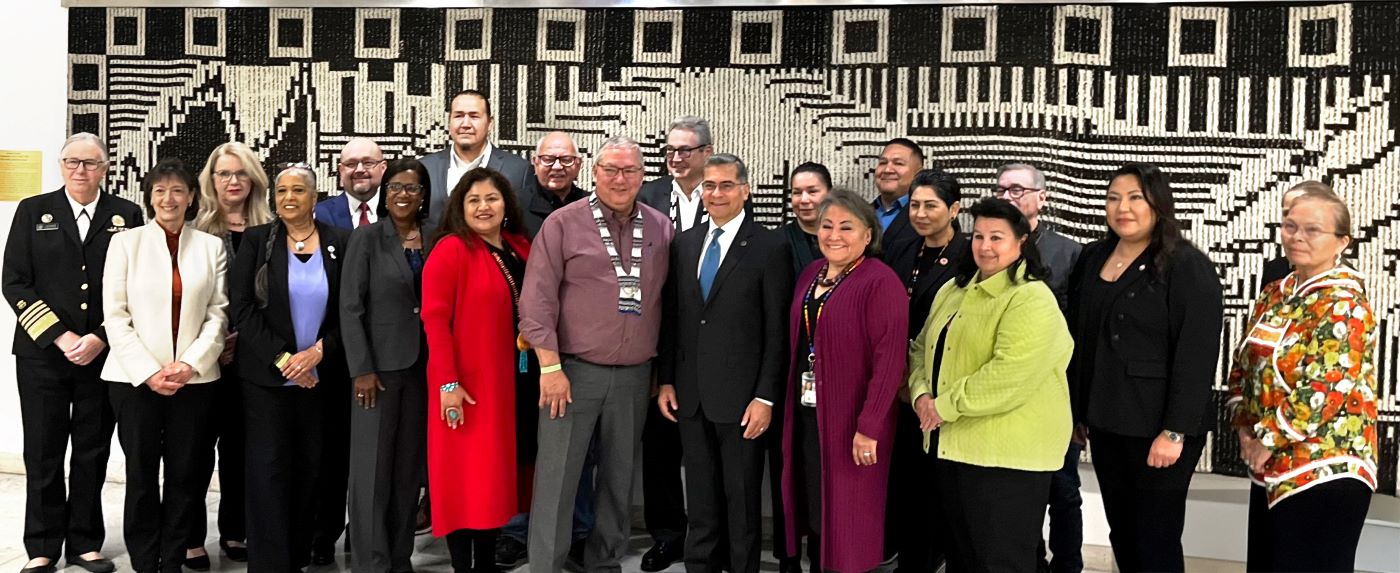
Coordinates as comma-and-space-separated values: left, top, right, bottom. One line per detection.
880, 168, 966, 573
1066, 163, 1223, 573
229, 163, 350, 572
340, 159, 433, 572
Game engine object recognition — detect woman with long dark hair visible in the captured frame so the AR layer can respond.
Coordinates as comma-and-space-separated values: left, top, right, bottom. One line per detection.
229, 163, 351, 572
882, 168, 966, 572
906, 198, 1072, 572
1066, 163, 1223, 572
422, 167, 534, 572
341, 158, 434, 572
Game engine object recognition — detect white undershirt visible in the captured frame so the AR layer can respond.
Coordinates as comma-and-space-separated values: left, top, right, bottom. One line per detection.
447, 142, 493, 196
346, 192, 381, 228
672, 179, 704, 231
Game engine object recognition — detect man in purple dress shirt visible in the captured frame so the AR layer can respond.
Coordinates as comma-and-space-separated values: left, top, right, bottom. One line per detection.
520, 136, 674, 572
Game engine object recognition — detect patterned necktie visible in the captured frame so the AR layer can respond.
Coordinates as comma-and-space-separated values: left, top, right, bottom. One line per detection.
76, 209, 90, 242
699, 227, 724, 301
357, 202, 370, 228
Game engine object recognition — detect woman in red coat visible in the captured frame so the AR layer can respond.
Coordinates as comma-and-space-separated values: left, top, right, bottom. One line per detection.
423, 167, 534, 573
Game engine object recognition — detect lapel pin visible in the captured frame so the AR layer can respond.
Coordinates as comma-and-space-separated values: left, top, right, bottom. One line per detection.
40, 214, 53, 224
939, 258, 949, 265
111, 215, 126, 227
1138, 264, 1146, 271
739, 240, 748, 247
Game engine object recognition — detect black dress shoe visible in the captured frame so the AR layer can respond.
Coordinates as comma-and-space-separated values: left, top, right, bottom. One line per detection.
493, 536, 527, 570
19, 563, 56, 573
640, 541, 682, 572
778, 557, 804, 573
183, 552, 211, 572
65, 555, 116, 573
219, 540, 248, 563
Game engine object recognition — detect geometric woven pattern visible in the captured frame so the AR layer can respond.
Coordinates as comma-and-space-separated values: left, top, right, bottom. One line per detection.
68, 4, 1400, 494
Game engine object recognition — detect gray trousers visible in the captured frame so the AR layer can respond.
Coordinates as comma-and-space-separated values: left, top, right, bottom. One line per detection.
347, 367, 427, 573
528, 357, 651, 573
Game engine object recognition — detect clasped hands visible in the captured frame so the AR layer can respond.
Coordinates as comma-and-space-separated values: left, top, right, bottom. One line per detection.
656, 385, 772, 439
281, 345, 322, 388
144, 361, 195, 396
56, 331, 105, 366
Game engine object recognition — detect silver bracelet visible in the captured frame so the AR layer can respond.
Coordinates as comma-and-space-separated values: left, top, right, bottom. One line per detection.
440, 381, 459, 393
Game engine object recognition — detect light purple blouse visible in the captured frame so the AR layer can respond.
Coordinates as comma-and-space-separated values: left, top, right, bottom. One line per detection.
285, 249, 328, 386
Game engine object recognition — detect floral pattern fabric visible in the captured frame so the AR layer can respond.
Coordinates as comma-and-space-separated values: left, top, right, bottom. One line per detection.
1226, 266, 1378, 507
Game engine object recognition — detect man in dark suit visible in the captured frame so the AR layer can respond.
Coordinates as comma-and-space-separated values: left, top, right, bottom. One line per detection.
874, 138, 923, 250
638, 115, 713, 235
314, 137, 386, 230
520, 131, 588, 239
635, 115, 714, 571
306, 138, 389, 564
3, 133, 144, 573
658, 154, 792, 573
419, 89, 531, 232
995, 162, 1084, 573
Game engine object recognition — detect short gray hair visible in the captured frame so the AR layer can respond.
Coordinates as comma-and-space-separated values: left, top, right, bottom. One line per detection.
668, 115, 712, 146
61, 132, 107, 162
997, 163, 1047, 190
704, 153, 747, 183
597, 135, 642, 160
816, 187, 883, 257
274, 164, 317, 189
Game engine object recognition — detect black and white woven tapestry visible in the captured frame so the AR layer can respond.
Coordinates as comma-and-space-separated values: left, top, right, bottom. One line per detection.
66, 4, 1399, 493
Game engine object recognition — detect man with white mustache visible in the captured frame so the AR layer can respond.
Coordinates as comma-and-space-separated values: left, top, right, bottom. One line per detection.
315, 137, 386, 230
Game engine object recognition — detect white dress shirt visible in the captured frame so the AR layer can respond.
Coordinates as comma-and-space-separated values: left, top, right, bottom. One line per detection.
347, 192, 381, 228
447, 142, 493, 197
672, 179, 704, 232
67, 191, 100, 241
696, 209, 745, 277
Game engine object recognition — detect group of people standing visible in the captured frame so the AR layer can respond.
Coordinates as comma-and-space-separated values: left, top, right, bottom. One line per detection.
4, 88, 1379, 573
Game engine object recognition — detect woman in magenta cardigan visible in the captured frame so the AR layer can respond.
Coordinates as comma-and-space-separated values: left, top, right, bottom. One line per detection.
780, 188, 908, 573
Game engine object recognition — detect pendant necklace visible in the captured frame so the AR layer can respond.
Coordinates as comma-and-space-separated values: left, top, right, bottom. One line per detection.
290, 227, 317, 252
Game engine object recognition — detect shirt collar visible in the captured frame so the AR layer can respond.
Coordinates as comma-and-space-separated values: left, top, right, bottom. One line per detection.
450, 142, 493, 170
67, 191, 99, 219
346, 192, 380, 215
968, 264, 1024, 297
711, 208, 746, 236
873, 194, 909, 215
671, 178, 701, 201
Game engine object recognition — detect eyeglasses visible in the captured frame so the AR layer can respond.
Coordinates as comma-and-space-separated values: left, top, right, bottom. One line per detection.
339, 159, 384, 170
61, 158, 106, 172
536, 155, 580, 167
387, 183, 424, 195
663, 144, 708, 159
215, 170, 251, 182
1281, 220, 1344, 241
993, 185, 1043, 199
702, 181, 745, 193
596, 164, 645, 179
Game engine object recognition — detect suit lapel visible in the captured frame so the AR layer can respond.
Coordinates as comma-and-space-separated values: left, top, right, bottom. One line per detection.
52, 190, 83, 249
380, 221, 413, 282
703, 217, 756, 309
84, 194, 118, 247
269, 225, 292, 318
912, 234, 965, 302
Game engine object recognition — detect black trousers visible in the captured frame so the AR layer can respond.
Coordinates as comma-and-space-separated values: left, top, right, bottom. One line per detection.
642, 397, 687, 544
1246, 480, 1371, 573
348, 367, 427, 573
244, 382, 325, 572
109, 381, 217, 572
885, 409, 947, 572
188, 373, 246, 547
1037, 442, 1084, 573
1089, 430, 1205, 573
678, 407, 765, 573
937, 459, 1051, 573
446, 528, 499, 573
16, 355, 114, 561
312, 376, 352, 553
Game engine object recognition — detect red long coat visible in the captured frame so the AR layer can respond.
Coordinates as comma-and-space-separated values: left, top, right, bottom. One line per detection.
422, 232, 531, 535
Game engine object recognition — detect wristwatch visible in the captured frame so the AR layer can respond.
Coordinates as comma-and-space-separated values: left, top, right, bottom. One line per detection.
1162, 430, 1184, 443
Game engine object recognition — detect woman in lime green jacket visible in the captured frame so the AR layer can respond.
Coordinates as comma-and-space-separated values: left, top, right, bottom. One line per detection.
906, 198, 1073, 573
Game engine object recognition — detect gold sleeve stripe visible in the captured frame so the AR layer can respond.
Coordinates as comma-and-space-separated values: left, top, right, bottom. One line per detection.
18, 301, 52, 328
24, 310, 59, 341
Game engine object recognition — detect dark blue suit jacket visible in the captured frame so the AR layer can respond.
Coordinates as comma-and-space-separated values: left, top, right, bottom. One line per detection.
314, 194, 355, 231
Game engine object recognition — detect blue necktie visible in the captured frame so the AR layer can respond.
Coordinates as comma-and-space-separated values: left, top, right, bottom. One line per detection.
699, 228, 724, 301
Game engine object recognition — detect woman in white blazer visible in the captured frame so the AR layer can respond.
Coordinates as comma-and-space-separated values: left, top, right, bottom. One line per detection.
101, 158, 228, 573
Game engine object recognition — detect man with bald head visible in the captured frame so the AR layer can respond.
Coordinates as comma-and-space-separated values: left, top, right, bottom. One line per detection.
521, 131, 587, 238
4, 133, 143, 573
315, 137, 386, 230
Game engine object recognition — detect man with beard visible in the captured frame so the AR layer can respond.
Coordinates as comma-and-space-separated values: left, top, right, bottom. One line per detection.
315, 138, 386, 230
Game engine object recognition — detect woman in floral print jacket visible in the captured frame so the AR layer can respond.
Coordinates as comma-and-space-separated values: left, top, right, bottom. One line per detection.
1227, 182, 1377, 573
